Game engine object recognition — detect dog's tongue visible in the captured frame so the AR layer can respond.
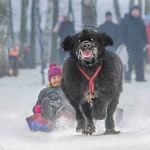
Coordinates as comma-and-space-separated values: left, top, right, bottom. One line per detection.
82, 51, 92, 57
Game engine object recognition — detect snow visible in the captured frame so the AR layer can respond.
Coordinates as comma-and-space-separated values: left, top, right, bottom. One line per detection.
0, 66, 150, 150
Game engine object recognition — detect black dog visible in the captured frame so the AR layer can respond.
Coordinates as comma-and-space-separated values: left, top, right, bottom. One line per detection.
61, 28, 123, 135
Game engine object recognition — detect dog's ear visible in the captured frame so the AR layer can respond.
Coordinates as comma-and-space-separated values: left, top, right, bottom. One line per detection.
61, 35, 74, 52
98, 32, 113, 47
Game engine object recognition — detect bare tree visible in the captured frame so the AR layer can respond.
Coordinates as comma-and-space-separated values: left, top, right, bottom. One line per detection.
138, 0, 142, 10
129, 0, 135, 10
44, 0, 53, 63
0, 0, 9, 77
145, 0, 150, 15
82, 0, 97, 27
113, 0, 121, 22
20, 0, 28, 52
50, 0, 59, 63
8, 0, 14, 43
29, 0, 37, 68
68, 0, 74, 23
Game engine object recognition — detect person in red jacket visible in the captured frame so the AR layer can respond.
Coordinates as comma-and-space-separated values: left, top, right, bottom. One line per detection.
8, 43, 20, 76
145, 15, 150, 63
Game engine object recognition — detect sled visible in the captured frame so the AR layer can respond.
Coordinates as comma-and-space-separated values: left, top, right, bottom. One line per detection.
26, 113, 53, 132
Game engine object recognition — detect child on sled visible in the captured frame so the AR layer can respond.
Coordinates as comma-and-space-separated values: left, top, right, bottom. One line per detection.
26, 63, 74, 132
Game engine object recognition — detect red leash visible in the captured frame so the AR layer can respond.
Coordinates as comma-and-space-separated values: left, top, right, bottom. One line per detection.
79, 66, 102, 94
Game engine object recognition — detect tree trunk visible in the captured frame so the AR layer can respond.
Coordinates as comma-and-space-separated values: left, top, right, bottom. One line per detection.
8, 0, 14, 43
0, 0, 9, 77
50, 0, 59, 63
44, 0, 53, 63
68, 0, 75, 24
0, 45, 9, 77
82, 0, 97, 27
138, 0, 142, 15
20, 0, 28, 52
29, 0, 36, 68
129, 0, 135, 10
145, 0, 150, 15
113, 0, 121, 23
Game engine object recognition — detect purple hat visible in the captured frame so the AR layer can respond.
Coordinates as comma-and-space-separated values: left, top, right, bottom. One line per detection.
48, 63, 62, 80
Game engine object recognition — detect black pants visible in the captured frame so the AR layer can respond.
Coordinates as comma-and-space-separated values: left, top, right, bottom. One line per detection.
125, 47, 145, 81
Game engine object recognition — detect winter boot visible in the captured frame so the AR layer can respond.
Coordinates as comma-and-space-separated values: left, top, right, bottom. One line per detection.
41, 98, 54, 120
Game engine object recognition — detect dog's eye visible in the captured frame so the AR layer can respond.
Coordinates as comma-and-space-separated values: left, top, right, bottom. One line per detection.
78, 39, 81, 42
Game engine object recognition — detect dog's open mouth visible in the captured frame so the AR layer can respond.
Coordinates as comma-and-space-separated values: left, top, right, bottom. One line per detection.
77, 49, 94, 60
76, 40, 99, 66
81, 50, 93, 58
77, 48, 98, 60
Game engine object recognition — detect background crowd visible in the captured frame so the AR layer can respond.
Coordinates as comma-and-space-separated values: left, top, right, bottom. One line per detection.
0, 1, 150, 84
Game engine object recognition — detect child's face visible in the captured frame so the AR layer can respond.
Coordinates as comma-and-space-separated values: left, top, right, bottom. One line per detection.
50, 75, 62, 87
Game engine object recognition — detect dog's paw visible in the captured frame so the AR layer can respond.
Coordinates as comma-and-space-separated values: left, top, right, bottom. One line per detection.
103, 129, 121, 135
82, 122, 96, 135
76, 126, 83, 132
76, 120, 86, 132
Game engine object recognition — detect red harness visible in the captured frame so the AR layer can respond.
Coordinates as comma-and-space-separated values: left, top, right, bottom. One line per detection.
79, 66, 102, 94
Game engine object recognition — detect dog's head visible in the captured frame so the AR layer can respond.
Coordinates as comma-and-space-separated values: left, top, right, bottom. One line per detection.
61, 29, 113, 66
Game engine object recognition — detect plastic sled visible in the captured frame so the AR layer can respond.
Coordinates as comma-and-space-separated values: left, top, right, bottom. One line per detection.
26, 113, 53, 132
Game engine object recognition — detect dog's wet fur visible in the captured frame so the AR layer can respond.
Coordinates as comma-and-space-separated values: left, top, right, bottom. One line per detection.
61, 29, 123, 135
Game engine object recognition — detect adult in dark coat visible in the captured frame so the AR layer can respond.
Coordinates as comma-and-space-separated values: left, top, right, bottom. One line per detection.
98, 11, 119, 52
58, 15, 75, 65
118, 5, 148, 82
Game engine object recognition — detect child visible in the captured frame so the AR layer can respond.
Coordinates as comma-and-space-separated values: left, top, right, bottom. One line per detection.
26, 63, 74, 132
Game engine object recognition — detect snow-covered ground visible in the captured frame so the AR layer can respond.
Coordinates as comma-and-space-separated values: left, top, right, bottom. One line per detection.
0, 66, 150, 150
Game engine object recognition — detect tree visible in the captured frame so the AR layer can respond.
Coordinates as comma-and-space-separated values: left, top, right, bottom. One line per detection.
113, 0, 121, 23
8, 0, 14, 44
29, 0, 37, 68
20, 0, 28, 52
0, 0, 9, 77
44, 0, 53, 64
82, 0, 97, 27
50, 0, 59, 63
68, 0, 74, 24
129, 0, 135, 10
138, 0, 142, 11
145, 0, 150, 15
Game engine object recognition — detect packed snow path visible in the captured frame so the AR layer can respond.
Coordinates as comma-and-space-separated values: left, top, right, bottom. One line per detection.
0, 67, 150, 150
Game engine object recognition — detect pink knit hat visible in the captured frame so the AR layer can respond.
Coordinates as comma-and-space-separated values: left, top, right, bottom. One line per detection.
48, 63, 62, 80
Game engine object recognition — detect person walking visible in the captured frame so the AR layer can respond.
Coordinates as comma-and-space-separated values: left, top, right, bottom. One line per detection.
145, 15, 150, 63
8, 43, 20, 76
53, 15, 75, 65
98, 11, 119, 52
118, 5, 148, 82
